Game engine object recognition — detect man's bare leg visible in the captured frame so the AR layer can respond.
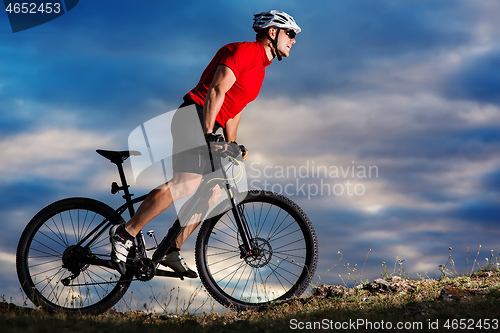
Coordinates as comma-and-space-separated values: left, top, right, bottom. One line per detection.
173, 184, 223, 248
124, 172, 203, 237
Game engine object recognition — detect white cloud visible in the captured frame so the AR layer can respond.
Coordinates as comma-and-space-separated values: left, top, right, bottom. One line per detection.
0, 251, 15, 266
0, 128, 115, 182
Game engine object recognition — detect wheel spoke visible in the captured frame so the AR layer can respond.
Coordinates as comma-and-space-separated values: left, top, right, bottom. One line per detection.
17, 198, 129, 314
33, 239, 62, 257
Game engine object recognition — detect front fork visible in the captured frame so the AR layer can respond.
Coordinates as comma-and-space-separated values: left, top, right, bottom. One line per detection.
225, 183, 255, 259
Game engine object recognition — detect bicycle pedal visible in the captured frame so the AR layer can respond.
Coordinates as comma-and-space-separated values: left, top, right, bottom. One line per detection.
146, 230, 158, 250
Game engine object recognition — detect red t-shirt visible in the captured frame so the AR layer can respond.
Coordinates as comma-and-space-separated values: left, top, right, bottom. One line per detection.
184, 41, 272, 127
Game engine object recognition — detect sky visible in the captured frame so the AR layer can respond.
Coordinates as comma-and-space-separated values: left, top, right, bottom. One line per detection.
1, 0, 500, 312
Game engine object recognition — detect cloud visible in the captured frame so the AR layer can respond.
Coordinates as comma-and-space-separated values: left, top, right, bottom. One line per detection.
264, 0, 474, 99
444, 49, 500, 106
453, 200, 500, 226
0, 251, 15, 266
481, 168, 500, 194
0, 127, 114, 182
0, 250, 22, 302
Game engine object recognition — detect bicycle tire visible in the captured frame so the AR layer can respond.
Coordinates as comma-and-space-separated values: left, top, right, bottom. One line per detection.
195, 190, 318, 311
16, 197, 131, 314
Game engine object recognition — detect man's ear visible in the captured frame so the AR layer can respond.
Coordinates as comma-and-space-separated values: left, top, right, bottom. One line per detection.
267, 27, 277, 39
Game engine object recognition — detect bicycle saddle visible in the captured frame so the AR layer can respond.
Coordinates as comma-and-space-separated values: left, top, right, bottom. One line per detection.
96, 149, 141, 164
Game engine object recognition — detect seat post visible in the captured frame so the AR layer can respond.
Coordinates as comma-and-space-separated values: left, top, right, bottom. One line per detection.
115, 162, 136, 218
96, 149, 141, 218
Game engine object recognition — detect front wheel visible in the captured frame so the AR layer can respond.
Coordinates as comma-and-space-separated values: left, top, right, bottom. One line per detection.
195, 190, 318, 311
16, 197, 131, 314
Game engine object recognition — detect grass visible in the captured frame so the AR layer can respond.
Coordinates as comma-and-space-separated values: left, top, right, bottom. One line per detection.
3, 248, 500, 332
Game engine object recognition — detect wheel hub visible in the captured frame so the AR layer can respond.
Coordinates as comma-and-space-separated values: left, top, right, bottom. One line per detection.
62, 245, 91, 274
244, 237, 272, 268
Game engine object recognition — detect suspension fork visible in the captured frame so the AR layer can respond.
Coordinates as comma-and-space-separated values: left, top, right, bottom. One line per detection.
218, 161, 255, 258
228, 184, 255, 258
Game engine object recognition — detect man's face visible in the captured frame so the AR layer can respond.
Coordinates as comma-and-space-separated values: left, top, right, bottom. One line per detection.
276, 29, 296, 58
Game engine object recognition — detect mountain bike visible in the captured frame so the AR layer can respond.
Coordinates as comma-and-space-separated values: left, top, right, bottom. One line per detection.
16, 147, 318, 314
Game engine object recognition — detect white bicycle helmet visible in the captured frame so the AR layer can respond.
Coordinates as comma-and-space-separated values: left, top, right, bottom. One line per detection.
253, 10, 301, 34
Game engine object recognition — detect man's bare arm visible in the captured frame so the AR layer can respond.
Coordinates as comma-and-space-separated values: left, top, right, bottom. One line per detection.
203, 65, 236, 134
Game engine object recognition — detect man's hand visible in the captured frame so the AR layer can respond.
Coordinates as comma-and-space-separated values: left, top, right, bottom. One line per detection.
205, 133, 224, 143
239, 144, 249, 161
205, 133, 226, 155
228, 141, 249, 161
205, 135, 248, 161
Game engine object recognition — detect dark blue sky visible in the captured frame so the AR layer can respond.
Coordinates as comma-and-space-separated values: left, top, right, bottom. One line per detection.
1, 0, 500, 311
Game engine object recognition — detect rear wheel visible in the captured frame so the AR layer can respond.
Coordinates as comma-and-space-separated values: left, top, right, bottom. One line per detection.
196, 190, 318, 310
16, 198, 131, 314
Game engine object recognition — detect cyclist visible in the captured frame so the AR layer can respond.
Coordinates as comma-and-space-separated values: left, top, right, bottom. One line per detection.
110, 10, 301, 277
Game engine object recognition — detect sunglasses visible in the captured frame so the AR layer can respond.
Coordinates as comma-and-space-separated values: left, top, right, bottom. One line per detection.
284, 29, 296, 39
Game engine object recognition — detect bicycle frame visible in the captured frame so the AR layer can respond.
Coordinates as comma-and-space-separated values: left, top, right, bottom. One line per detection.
74, 149, 255, 280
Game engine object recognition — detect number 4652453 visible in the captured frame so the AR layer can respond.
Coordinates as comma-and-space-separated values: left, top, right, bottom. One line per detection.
5, 2, 62, 14
443, 319, 498, 330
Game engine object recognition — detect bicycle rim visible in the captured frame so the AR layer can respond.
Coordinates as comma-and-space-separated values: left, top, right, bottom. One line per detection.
196, 190, 318, 310
16, 198, 131, 314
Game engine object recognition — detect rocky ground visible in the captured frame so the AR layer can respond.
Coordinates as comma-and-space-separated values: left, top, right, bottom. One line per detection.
1, 270, 500, 332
